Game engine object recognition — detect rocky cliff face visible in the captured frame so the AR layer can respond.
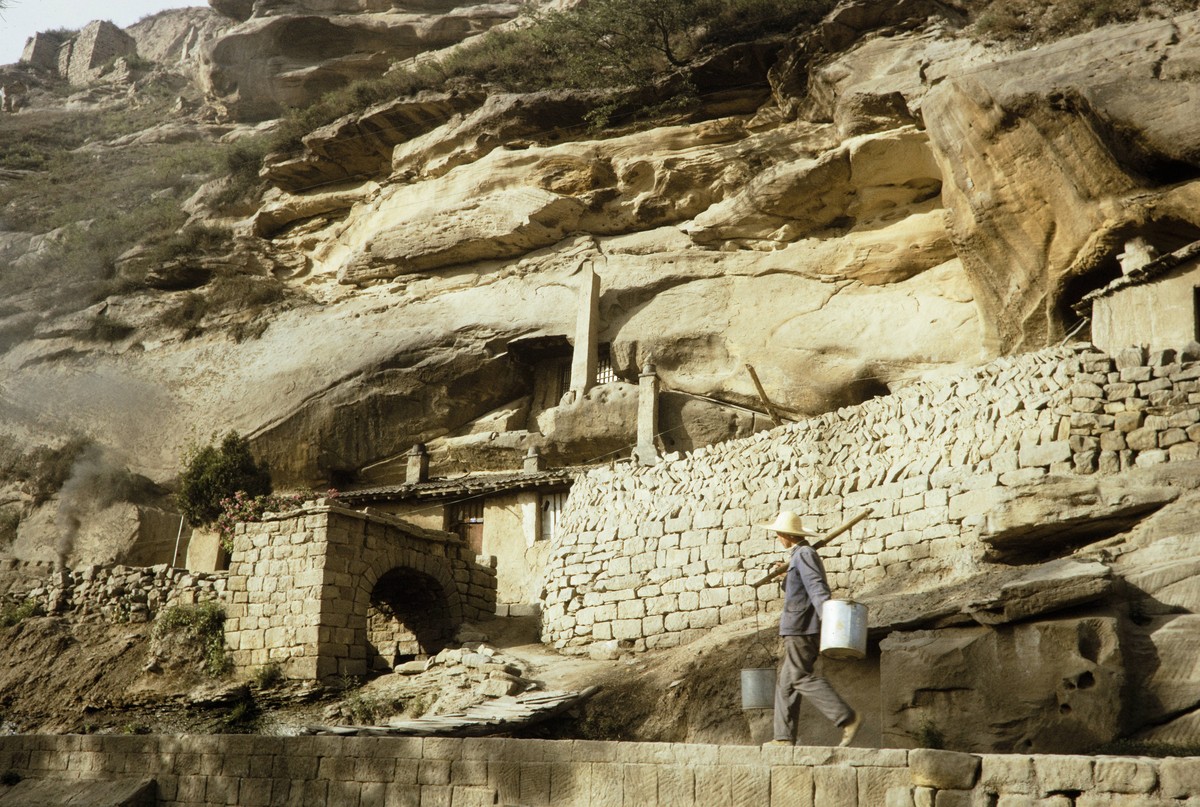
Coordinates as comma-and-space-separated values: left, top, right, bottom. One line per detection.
2, 1, 1199, 540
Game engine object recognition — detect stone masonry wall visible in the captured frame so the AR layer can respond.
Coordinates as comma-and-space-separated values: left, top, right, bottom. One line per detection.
1, 734, 1198, 807
541, 344, 1200, 652
226, 502, 497, 680
0, 558, 224, 623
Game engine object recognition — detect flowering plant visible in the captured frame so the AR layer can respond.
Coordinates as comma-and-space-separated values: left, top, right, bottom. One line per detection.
215, 490, 306, 553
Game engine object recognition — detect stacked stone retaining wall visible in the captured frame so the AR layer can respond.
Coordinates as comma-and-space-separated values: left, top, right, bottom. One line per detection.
541, 344, 1200, 652
0, 559, 225, 622
1, 734, 1197, 807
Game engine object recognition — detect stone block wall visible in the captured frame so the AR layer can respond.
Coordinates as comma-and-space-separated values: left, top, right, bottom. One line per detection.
225, 502, 497, 680
0, 559, 224, 623
1, 734, 1197, 807
540, 344, 1200, 652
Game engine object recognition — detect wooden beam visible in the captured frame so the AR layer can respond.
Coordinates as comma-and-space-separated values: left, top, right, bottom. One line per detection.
745, 363, 783, 427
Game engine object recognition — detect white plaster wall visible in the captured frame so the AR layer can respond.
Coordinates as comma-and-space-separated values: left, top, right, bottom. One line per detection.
1092, 264, 1200, 355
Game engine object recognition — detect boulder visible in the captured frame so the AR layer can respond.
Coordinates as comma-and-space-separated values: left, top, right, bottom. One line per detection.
879, 616, 1124, 753
981, 475, 1180, 561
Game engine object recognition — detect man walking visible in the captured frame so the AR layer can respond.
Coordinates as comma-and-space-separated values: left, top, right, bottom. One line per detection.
760, 510, 861, 747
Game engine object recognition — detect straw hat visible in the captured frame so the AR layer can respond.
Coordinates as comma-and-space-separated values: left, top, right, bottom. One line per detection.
757, 510, 817, 537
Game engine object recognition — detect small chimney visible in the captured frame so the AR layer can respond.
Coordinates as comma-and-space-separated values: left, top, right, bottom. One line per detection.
523, 446, 544, 473
1117, 237, 1158, 275
406, 444, 429, 484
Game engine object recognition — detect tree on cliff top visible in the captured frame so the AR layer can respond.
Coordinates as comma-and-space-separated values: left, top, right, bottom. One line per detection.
176, 432, 271, 527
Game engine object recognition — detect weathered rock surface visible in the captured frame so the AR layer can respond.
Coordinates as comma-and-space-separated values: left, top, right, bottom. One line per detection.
880, 616, 1125, 753
199, 3, 519, 119
980, 475, 1179, 561
921, 14, 1200, 353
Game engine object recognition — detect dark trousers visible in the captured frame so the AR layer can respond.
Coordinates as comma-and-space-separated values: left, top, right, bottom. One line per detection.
773, 633, 853, 742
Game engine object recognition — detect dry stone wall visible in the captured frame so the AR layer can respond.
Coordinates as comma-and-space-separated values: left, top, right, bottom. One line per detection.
541, 344, 1200, 652
0, 559, 224, 622
1, 734, 1198, 807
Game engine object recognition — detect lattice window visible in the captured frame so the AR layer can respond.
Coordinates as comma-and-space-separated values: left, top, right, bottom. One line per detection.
595, 345, 616, 385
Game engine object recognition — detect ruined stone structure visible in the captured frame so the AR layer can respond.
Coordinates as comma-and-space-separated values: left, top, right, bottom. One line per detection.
49, 21, 138, 87
19, 33, 66, 72
225, 501, 497, 680
1, 734, 1198, 807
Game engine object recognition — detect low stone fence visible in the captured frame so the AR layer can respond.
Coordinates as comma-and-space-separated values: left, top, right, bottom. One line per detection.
0, 560, 225, 623
540, 344, 1200, 652
0, 734, 1197, 806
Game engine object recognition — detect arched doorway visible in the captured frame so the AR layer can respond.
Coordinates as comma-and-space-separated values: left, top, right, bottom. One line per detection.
367, 567, 455, 672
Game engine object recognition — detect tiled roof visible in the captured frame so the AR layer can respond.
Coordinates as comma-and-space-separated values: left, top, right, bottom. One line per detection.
337, 468, 578, 503
1074, 238, 1200, 315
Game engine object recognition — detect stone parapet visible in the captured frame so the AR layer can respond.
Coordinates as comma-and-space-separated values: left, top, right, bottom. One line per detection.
540, 344, 1200, 652
0, 735, 1195, 807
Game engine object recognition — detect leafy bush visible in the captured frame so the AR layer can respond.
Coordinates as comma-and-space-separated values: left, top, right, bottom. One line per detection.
0, 598, 39, 628
153, 601, 231, 677
0, 507, 19, 545
176, 432, 272, 527
84, 315, 136, 343
252, 662, 284, 689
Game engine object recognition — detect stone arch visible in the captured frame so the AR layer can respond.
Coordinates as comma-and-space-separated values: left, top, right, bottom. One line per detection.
365, 566, 456, 671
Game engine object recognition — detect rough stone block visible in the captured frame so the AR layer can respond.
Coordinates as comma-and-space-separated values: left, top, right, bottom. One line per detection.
1093, 758, 1156, 794
1018, 441, 1071, 468
1033, 756, 1093, 793
1160, 757, 1200, 798
813, 765, 857, 806
980, 755, 1036, 795
770, 766, 814, 807
910, 749, 981, 790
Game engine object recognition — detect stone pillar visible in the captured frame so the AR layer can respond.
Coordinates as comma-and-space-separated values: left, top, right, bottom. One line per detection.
635, 358, 660, 465
406, 444, 429, 484
523, 446, 544, 473
567, 261, 601, 403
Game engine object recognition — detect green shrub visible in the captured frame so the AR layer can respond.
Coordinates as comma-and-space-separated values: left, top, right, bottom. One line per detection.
0, 598, 39, 628
176, 432, 272, 527
153, 601, 231, 677
218, 685, 260, 733
0, 507, 19, 545
84, 315, 136, 343
253, 662, 284, 689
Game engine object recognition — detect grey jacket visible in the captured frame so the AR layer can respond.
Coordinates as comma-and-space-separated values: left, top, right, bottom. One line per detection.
778, 543, 832, 636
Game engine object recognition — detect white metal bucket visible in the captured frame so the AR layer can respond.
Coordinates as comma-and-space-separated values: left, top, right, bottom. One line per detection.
740, 667, 776, 710
820, 600, 868, 660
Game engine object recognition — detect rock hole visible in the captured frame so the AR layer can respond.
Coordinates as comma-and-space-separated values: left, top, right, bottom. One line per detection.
1076, 671, 1096, 690
1060, 703, 1072, 714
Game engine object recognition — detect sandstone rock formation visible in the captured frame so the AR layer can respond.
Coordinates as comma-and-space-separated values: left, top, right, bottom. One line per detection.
200, 1, 520, 119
